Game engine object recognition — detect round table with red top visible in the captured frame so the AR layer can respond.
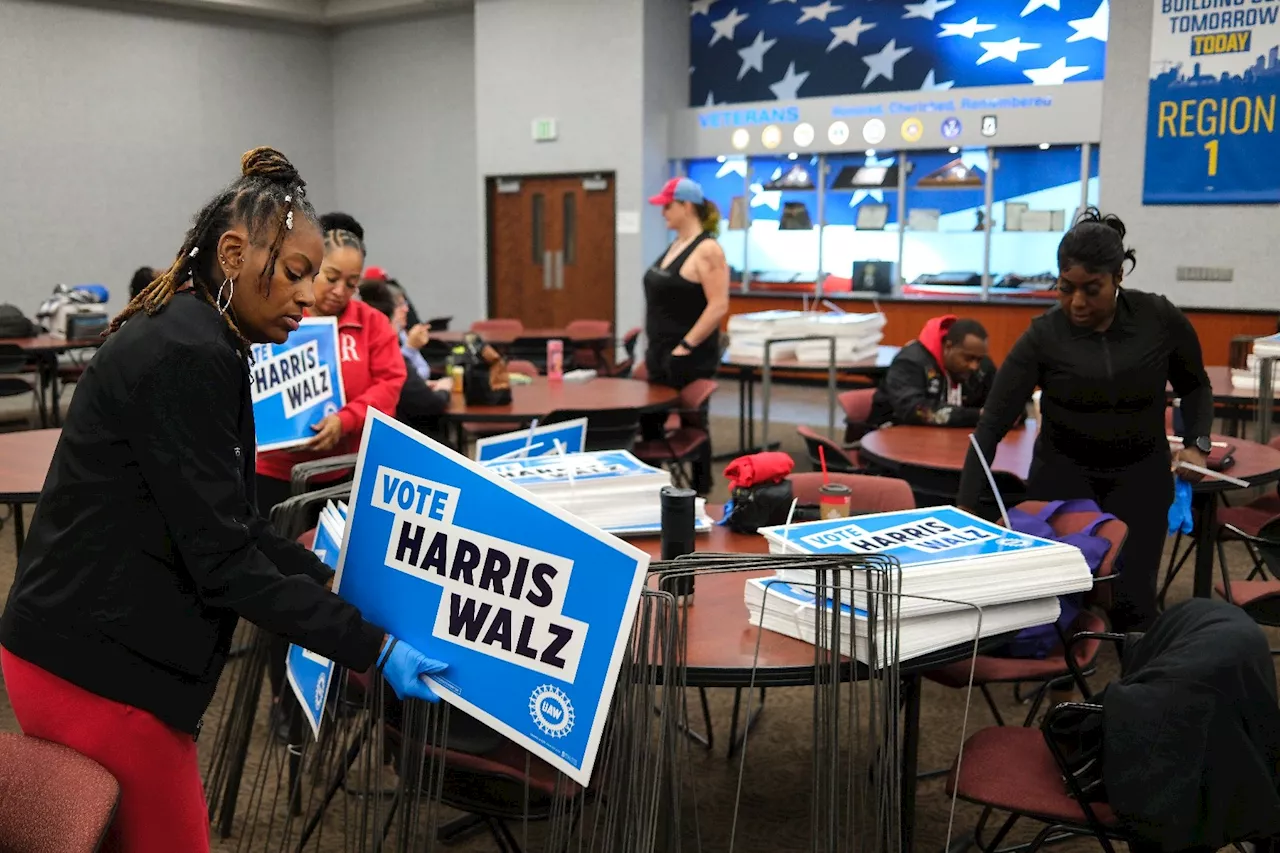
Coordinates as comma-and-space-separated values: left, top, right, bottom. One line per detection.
859, 422, 1280, 599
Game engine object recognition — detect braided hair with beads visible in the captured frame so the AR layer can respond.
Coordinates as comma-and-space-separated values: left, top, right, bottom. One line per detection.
107, 147, 319, 355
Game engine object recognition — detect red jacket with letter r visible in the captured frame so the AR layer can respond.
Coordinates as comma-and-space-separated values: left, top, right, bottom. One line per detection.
256, 299, 406, 481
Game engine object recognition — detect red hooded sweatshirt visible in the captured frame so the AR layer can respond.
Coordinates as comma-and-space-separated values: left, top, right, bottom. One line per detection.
256, 298, 407, 482
916, 314, 956, 372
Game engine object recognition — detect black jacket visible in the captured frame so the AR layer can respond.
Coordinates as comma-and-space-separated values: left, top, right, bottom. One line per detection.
0, 293, 385, 736
1103, 599, 1280, 852
959, 290, 1212, 507
868, 340, 996, 428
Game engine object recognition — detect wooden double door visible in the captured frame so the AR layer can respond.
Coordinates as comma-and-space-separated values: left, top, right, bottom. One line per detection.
487, 173, 616, 328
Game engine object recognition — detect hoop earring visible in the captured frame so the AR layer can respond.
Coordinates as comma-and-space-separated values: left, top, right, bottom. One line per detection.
216, 277, 236, 314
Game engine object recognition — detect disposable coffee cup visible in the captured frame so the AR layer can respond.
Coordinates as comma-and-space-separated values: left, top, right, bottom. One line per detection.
818, 483, 852, 519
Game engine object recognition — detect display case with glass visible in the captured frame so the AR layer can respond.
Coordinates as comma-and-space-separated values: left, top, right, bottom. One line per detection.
677, 142, 1097, 299
988, 144, 1100, 296
821, 151, 901, 296
745, 154, 820, 286
899, 148, 990, 293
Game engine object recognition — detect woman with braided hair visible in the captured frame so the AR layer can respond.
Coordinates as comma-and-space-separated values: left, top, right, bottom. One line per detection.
0, 148, 446, 852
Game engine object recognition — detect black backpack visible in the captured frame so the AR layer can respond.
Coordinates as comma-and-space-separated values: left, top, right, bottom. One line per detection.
0, 305, 35, 339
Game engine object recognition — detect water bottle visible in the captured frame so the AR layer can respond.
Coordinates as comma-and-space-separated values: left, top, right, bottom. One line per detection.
547, 339, 564, 381
659, 486, 697, 604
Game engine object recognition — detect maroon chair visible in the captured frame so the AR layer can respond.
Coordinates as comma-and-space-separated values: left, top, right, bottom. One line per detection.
1216, 518, 1280, 631
633, 379, 717, 491
470, 318, 524, 336
788, 471, 915, 512
564, 319, 612, 372
0, 733, 120, 852
795, 424, 862, 472
839, 387, 876, 444
506, 359, 539, 377
922, 502, 1128, 730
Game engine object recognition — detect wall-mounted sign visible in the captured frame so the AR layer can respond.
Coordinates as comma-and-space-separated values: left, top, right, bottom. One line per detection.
532, 118, 557, 142
761, 124, 782, 149
793, 122, 815, 147
862, 118, 886, 145
828, 120, 850, 145
900, 118, 923, 143
1142, 3, 1280, 204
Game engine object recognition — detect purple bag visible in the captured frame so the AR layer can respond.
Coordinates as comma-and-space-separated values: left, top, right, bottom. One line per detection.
1003, 500, 1116, 660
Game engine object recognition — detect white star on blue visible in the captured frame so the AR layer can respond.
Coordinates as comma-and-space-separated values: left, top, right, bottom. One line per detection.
690, 0, 1104, 105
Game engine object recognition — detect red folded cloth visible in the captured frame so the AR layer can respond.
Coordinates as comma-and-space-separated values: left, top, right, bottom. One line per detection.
723, 452, 795, 490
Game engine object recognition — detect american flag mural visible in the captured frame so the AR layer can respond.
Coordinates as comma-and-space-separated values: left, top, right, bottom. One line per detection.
690, 0, 1109, 107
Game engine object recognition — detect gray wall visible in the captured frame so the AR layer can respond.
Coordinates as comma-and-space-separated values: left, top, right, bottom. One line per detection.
0, 0, 335, 315
1100, 1, 1275, 309
473, 0, 647, 333
331, 9, 479, 324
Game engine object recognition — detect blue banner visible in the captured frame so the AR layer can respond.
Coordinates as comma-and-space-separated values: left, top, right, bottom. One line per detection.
474, 418, 588, 462
760, 506, 1056, 566
286, 504, 345, 739
251, 317, 346, 452
333, 411, 651, 786
1144, 4, 1280, 204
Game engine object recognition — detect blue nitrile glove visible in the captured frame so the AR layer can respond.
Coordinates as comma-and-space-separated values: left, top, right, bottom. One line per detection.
1167, 476, 1194, 536
377, 636, 447, 702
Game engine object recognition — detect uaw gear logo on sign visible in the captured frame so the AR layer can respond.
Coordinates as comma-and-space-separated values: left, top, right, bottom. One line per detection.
334, 411, 650, 786
530, 685, 575, 738
250, 316, 346, 451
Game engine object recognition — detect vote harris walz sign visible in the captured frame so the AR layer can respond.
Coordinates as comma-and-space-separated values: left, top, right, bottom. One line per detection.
1144, 1, 1280, 204
250, 316, 346, 451
332, 410, 651, 786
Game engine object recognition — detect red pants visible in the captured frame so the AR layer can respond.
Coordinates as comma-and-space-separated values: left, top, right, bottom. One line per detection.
1, 647, 210, 853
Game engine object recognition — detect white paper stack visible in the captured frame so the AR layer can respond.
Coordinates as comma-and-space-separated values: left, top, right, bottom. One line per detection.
744, 577, 1060, 664
793, 312, 886, 364
726, 309, 886, 364
743, 506, 1092, 663
1232, 351, 1280, 391
1252, 333, 1280, 359
725, 310, 814, 360
481, 450, 713, 536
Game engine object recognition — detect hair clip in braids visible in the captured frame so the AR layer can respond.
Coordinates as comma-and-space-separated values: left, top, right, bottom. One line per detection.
188, 247, 199, 258
286, 210, 294, 231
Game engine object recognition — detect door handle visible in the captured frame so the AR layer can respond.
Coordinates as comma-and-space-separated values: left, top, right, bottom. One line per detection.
543, 250, 553, 290
554, 250, 565, 290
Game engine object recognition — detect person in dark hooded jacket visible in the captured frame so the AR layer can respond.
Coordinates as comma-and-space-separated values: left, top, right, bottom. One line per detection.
868, 316, 996, 428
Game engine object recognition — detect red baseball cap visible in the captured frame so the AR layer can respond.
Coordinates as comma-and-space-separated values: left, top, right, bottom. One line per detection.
363, 266, 388, 281
648, 177, 705, 206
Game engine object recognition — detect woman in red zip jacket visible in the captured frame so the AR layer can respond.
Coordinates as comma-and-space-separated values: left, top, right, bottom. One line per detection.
254, 213, 406, 513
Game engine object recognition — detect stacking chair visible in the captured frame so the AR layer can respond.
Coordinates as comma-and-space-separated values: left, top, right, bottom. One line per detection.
922, 502, 1128, 729
0, 344, 46, 427
838, 387, 877, 444
796, 424, 862, 472
506, 358, 539, 377
470, 318, 523, 337
632, 378, 717, 490
788, 471, 915, 513
289, 453, 358, 497
563, 319, 612, 372
1216, 516, 1280, 637
0, 733, 120, 853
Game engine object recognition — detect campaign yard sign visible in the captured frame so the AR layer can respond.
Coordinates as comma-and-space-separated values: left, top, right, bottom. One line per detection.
762, 506, 1056, 565
474, 418, 588, 462
286, 503, 345, 739
251, 317, 346, 452
333, 410, 650, 786
481, 450, 665, 489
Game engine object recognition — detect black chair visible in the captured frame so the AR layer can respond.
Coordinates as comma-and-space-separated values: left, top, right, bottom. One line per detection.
506, 337, 550, 373
544, 407, 642, 452
0, 345, 46, 427
289, 454, 358, 497
426, 316, 452, 332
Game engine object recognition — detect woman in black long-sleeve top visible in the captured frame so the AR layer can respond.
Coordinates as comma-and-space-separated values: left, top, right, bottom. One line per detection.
957, 209, 1212, 632
0, 148, 443, 852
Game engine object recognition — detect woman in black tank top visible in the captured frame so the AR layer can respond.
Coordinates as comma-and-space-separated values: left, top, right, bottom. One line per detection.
642, 177, 730, 389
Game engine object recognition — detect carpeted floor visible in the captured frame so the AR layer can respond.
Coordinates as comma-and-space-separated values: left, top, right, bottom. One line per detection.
0, 399, 1271, 852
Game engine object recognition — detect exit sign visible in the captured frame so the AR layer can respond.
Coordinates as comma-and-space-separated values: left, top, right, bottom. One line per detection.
532, 118, 557, 142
